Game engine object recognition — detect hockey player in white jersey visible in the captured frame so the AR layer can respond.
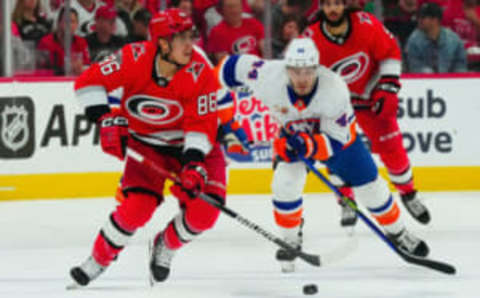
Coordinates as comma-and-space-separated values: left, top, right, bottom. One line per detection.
216, 38, 430, 273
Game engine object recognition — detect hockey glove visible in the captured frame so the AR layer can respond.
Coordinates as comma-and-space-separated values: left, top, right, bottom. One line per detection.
222, 121, 252, 155
170, 149, 208, 200
98, 112, 128, 161
370, 76, 401, 119
274, 132, 316, 162
274, 132, 334, 162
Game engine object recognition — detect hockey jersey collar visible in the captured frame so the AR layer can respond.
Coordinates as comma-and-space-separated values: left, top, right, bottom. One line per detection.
320, 13, 352, 45
287, 78, 319, 111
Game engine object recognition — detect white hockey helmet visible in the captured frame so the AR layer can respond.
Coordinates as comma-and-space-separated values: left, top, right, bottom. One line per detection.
285, 38, 320, 68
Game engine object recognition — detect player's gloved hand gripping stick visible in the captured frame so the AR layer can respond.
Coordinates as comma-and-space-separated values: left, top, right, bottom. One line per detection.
126, 149, 323, 267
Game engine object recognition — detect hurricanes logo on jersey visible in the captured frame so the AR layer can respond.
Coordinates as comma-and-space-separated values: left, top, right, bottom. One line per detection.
330, 52, 369, 84
232, 36, 256, 54
125, 95, 183, 125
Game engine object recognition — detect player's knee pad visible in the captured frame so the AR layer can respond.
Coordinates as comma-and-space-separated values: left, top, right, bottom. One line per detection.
354, 176, 391, 209
115, 189, 161, 231
271, 162, 307, 202
184, 193, 223, 232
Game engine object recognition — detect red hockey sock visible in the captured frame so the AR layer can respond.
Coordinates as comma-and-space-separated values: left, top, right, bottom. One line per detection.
92, 232, 123, 267
380, 150, 415, 195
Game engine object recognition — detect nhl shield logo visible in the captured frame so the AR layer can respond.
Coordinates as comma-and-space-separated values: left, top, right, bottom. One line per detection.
1, 105, 29, 152
0, 97, 35, 158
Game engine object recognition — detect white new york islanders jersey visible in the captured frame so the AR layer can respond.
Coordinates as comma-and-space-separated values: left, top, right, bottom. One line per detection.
218, 54, 356, 147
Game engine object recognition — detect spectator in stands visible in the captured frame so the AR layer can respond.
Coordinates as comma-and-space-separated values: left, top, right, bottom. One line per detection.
126, 8, 151, 43
383, 0, 418, 49
37, 7, 90, 75
12, 0, 52, 45
71, 0, 128, 37
116, 0, 143, 37
203, 0, 253, 37
272, 14, 301, 58
86, 5, 125, 62
442, 0, 480, 68
247, 0, 266, 20
207, 0, 265, 63
169, 0, 193, 17
405, 2, 467, 73
40, 0, 64, 22
272, 0, 306, 42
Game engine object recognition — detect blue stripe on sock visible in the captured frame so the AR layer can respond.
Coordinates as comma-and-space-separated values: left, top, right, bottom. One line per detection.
368, 195, 393, 214
272, 198, 303, 211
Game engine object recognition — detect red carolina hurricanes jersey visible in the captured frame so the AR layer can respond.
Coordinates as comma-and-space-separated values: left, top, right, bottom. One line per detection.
74, 42, 219, 155
305, 11, 402, 99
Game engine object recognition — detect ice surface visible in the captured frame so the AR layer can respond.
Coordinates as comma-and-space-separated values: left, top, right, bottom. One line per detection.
0, 192, 478, 298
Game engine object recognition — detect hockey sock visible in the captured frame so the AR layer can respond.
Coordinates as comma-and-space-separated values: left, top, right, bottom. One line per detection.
380, 151, 415, 195
163, 212, 200, 250
92, 213, 134, 266
355, 177, 404, 235
273, 197, 303, 241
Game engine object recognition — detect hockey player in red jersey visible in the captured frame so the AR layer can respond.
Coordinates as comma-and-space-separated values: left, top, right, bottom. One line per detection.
304, 0, 431, 227
69, 8, 226, 287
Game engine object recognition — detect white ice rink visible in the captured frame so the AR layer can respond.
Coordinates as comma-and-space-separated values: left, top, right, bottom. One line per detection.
1, 192, 479, 298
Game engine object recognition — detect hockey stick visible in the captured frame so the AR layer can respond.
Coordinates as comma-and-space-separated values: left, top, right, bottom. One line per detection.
126, 149, 321, 267
298, 156, 456, 275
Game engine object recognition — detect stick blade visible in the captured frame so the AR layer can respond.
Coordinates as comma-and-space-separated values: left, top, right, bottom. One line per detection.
398, 249, 456, 274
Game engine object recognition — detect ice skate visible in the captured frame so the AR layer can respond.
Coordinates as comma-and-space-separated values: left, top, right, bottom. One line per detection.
68, 256, 106, 289
400, 191, 431, 224
340, 200, 358, 228
275, 219, 304, 273
388, 228, 430, 257
149, 234, 176, 283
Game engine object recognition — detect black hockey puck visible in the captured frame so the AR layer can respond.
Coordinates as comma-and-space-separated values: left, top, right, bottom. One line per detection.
303, 284, 318, 295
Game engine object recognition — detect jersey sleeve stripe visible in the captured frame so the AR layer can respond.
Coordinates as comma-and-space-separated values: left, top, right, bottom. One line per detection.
217, 91, 234, 108
222, 55, 243, 88
75, 85, 109, 108
184, 131, 213, 155
379, 59, 401, 77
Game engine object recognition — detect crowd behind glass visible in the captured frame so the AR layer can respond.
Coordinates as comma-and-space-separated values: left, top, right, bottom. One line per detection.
1, 0, 480, 77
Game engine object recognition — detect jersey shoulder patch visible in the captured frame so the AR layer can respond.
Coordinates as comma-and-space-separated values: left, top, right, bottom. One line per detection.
186, 62, 205, 82
354, 11, 373, 26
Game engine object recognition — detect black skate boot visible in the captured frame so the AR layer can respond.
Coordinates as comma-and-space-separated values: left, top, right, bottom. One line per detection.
340, 200, 358, 227
400, 191, 431, 224
388, 228, 430, 257
69, 256, 106, 287
275, 219, 304, 273
149, 234, 176, 283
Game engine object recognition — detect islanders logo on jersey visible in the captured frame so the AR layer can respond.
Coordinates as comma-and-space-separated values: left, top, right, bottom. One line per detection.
232, 36, 257, 54
330, 52, 370, 84
125, 95, 183, 125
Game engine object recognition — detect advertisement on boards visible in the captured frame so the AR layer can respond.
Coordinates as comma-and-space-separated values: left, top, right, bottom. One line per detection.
0, 76, 479, 177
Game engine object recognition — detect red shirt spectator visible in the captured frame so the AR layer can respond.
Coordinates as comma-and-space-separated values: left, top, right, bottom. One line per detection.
37, 7, 90, 75
207, 0, 264, 63
442, 0, 480, 48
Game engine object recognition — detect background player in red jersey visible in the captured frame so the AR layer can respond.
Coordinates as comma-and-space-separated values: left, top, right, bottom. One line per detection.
69, 8, 227, 287
305, 0, 431, 227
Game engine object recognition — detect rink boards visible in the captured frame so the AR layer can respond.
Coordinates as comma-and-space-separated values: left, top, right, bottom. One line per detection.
1, 75, 480, 200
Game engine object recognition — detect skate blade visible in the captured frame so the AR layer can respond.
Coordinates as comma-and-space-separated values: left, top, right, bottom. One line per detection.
148, 239, 155, 288
66, 282, 81, 290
